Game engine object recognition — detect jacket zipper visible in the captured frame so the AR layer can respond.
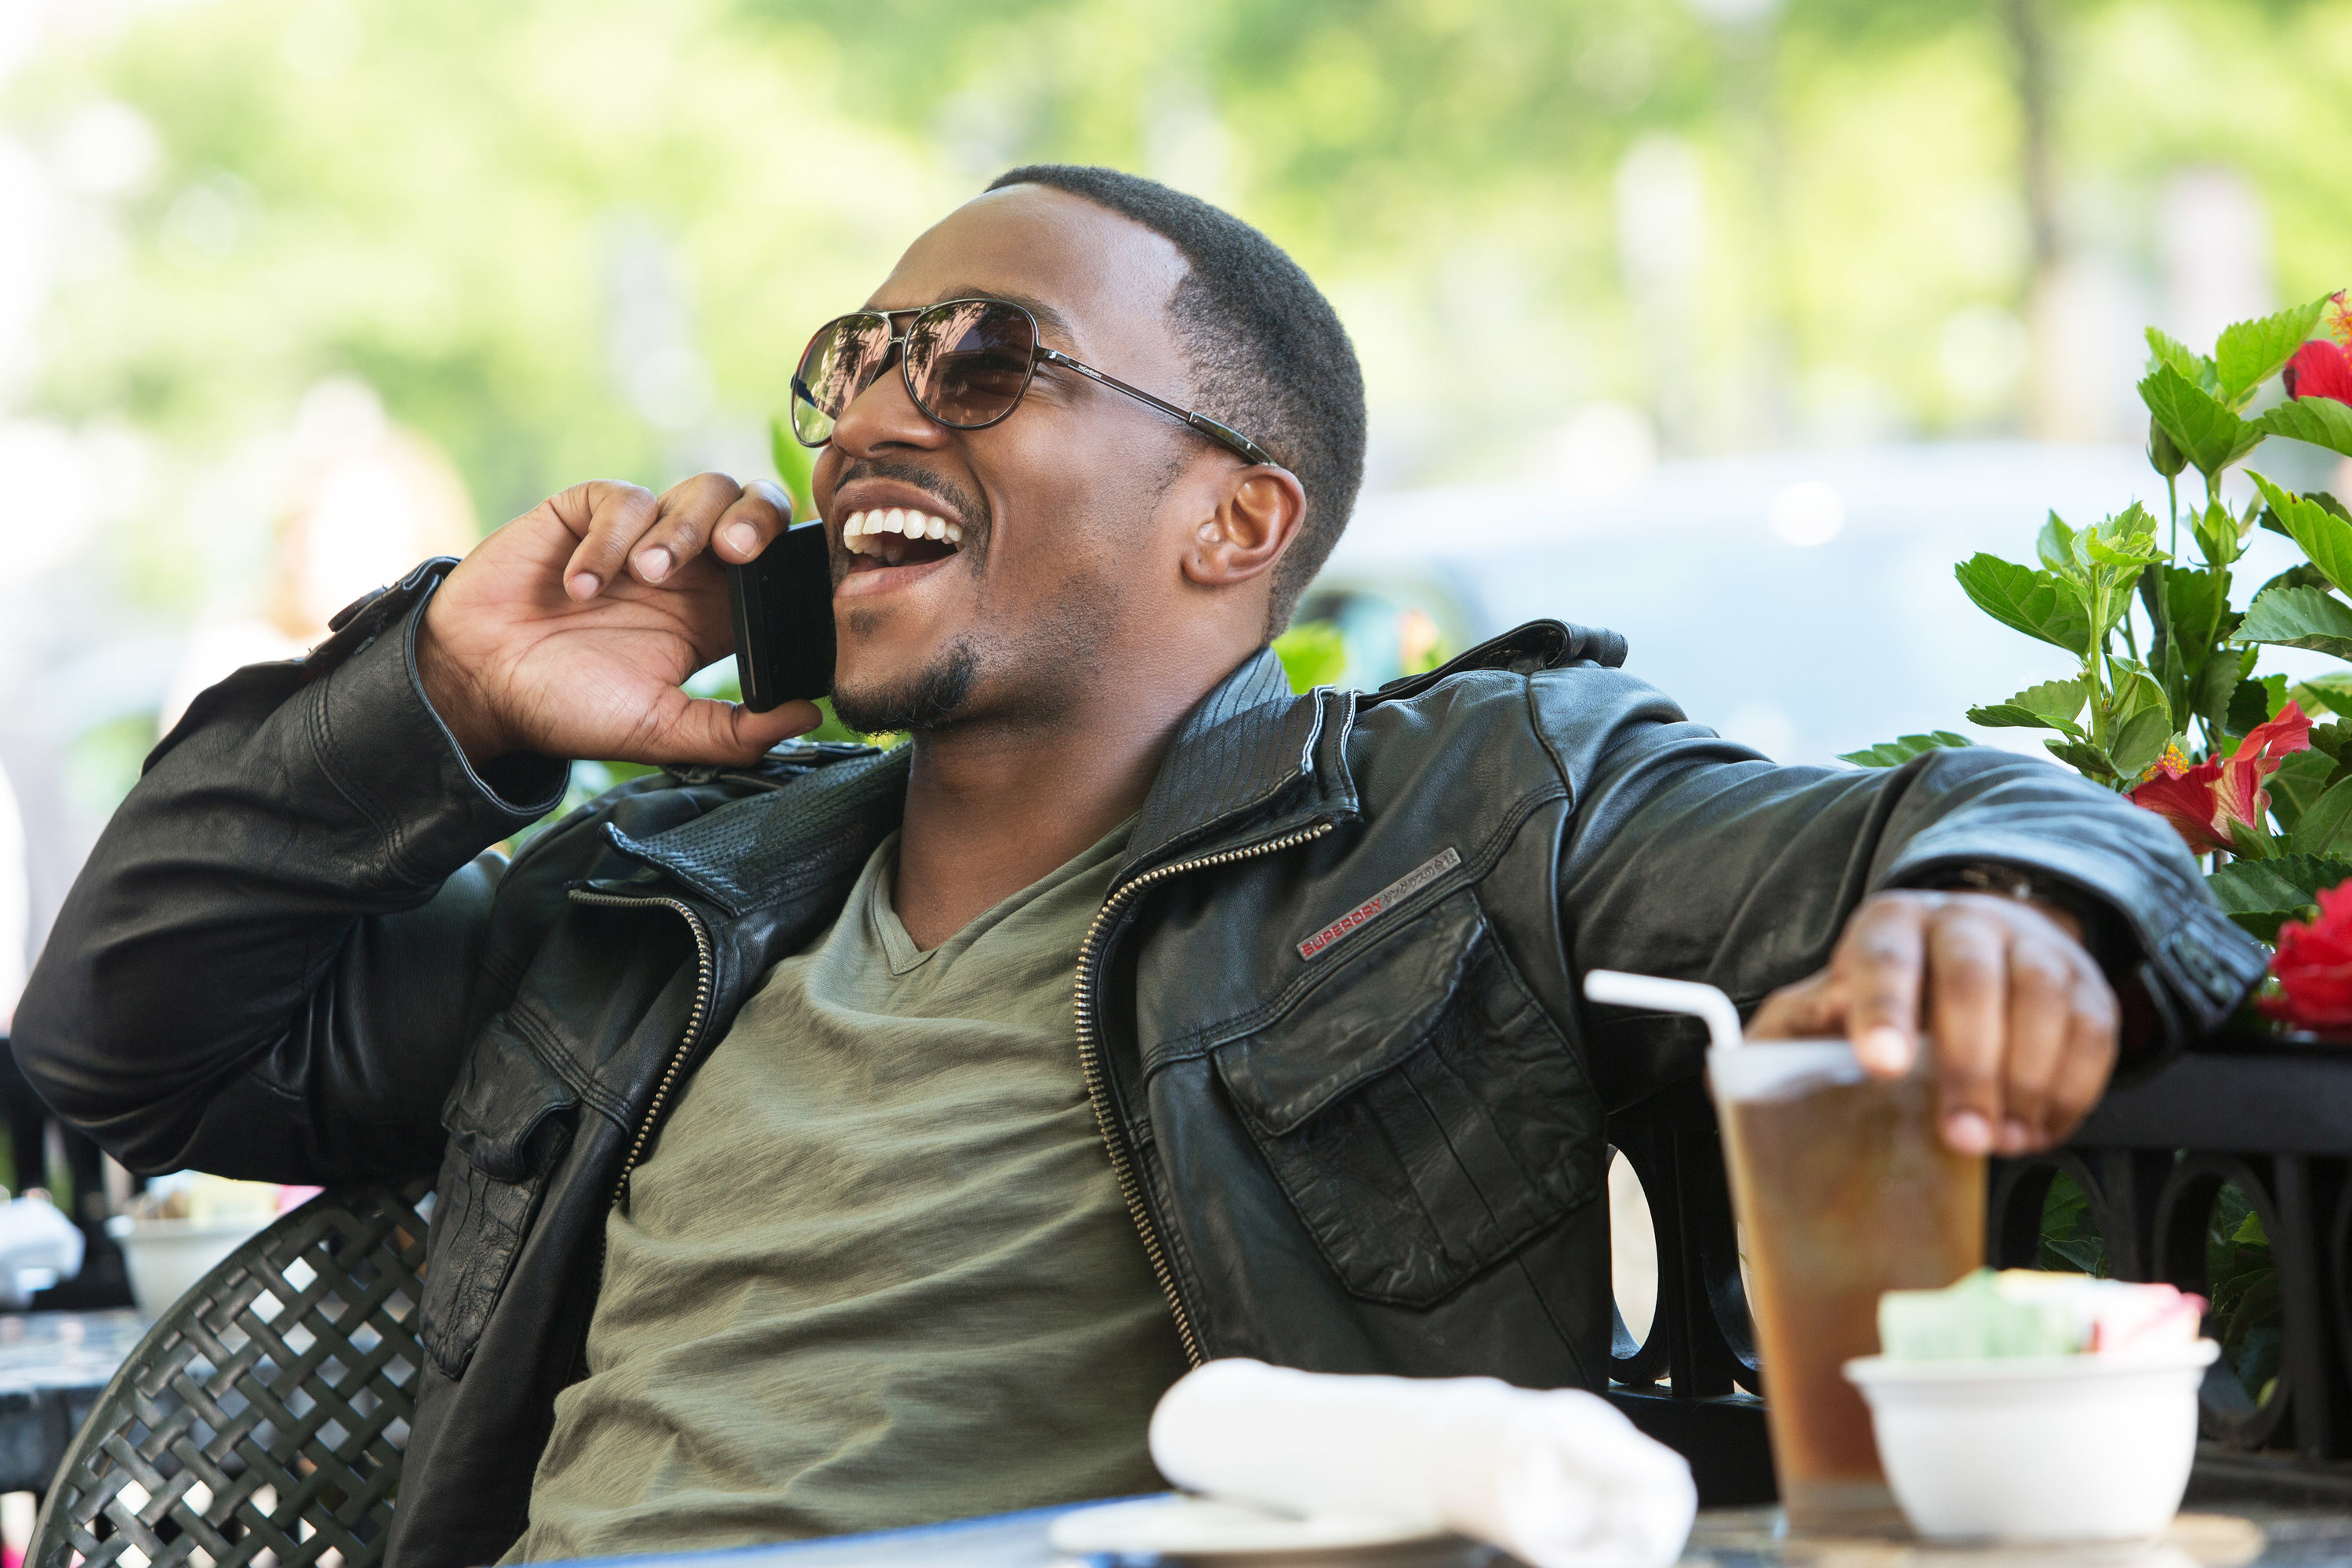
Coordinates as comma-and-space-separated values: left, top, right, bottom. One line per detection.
1072, 819, 1334, 1367
566, 890, 717, 1210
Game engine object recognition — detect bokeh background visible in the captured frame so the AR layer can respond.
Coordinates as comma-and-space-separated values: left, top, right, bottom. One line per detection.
2, 0, 2350, 1010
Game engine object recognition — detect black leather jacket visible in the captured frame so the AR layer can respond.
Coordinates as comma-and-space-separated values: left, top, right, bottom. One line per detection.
13, 560, 2265, 1568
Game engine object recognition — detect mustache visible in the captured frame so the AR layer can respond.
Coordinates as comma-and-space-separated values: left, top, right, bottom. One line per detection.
826, 458, 989, 537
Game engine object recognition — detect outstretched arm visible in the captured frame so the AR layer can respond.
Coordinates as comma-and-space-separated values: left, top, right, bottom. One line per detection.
1545, 668, 2263, 1153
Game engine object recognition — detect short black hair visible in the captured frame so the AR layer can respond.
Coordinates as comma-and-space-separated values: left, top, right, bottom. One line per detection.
985, 164, 1366, 632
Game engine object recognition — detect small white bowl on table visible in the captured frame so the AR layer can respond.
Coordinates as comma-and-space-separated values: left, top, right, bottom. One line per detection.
104, 1213, 277, 1319
1845, 1338, 2220, 1543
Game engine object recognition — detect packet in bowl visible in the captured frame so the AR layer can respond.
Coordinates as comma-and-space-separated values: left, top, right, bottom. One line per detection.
1843, 1269, 2216, 1543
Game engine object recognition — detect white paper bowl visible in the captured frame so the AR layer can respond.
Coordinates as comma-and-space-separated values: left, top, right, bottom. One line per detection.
105, 1214, 274, 1319
1844, 1340, 2219, 1543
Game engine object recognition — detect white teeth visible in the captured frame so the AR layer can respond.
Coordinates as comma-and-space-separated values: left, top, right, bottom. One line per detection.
840, 506, 964, 555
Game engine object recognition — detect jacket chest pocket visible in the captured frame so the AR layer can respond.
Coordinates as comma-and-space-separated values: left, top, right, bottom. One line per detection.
1212, 888, 1597, 1308
419, 1016, 579, 1381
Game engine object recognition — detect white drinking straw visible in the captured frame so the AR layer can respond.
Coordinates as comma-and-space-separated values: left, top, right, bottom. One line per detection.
1582, 970, 1744, 1053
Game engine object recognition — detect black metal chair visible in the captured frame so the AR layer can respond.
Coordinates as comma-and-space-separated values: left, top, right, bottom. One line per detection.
27, 1181, 432, 1568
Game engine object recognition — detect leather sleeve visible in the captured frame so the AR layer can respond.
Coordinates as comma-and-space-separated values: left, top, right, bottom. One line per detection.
10, 563, 568, 1182
1535, 669, 2265, 1088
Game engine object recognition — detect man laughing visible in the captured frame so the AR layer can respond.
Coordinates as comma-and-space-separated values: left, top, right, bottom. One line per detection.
15, 166, 2262, 1567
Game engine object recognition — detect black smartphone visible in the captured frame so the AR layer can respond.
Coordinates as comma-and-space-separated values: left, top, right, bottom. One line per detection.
725, 520, 836, 712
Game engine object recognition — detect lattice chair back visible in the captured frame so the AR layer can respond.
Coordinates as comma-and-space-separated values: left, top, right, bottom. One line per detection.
29, 1181, 434, 1568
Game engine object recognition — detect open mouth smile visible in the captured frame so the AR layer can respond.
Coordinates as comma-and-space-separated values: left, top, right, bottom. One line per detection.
840, 507, 964, 568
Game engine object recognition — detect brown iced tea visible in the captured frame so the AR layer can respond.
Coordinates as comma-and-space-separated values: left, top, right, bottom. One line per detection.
1712, 1047, 1983, 1529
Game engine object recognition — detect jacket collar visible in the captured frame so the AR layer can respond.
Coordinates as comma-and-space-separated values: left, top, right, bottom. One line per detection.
596, 745, 910, 919
604, 645, 1359, 914
1123, 645, 1358, 874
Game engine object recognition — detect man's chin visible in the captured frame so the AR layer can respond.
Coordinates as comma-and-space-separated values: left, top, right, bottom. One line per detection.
829, 642, 980, 735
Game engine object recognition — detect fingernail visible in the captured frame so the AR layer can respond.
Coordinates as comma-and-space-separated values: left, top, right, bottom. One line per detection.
1857, 1025, 1911, 1073
1944, 1109, 1994, 1155
568, 572, 600, 599
1999, 1118, 2034, 1155
724, 521, 758, 555
635, 546, 672, 582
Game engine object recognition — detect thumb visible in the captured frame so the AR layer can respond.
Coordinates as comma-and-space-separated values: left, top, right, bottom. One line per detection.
617, 695, 823, 767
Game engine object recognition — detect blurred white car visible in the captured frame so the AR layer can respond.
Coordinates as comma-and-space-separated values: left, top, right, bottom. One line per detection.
1315, 440, 2341, 767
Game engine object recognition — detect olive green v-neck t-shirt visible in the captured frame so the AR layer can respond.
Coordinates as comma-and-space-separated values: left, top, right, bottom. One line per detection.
507, 822, 1186, 1563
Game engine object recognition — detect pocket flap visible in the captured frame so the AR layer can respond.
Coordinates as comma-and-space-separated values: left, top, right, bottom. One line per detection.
1217, 891, 1488, 1135
441, 1015, 580, 1181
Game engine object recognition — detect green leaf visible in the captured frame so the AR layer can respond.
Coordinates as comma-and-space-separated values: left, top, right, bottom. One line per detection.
2140, 364, 2264, 477
2289, 672, 2352, 717
2084, 503, 2165, 579
2206, 854, 2352, 942
1838, 732, 1973, 768
2289, 777, 2352, 858
2192, 645, 2255, 739
1965, 676, 2089, 737
2176, 569, 2230, 654
1954, 554, 2091, 655
2083, 529, 2165, 570
2227, 679, 2274, 737
2144, 326, 2212, 389
2035, 511, 2076, 574
2045, 739, 2118, 781
2111, 709, 2174, 777
2254, 563, 2334, 599
2252, 472, 2352, 597
2254, 396, 2352, 461
2269, 747, 2334, 832
2107, 658, 2169, 724
2216, 298, 2332, 406
2239, 583, 2352, 662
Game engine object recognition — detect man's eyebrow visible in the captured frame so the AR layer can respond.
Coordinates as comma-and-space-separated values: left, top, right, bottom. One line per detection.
866, 287, 1078, 345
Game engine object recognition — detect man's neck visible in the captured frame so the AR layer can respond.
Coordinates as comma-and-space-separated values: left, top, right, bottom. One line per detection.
890, 654, 1252, 950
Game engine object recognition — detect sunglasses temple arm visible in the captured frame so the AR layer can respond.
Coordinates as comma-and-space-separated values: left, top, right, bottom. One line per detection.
1036, 348, 1277, 468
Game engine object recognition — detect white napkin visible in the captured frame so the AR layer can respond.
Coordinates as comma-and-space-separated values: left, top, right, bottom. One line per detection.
0, 1194, 84, 1308
1148, 1359, 1697, 1568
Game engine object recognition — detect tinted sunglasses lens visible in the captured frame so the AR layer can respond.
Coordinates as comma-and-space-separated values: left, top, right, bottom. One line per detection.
791, 314, 890, 446
904, 302, 1036, 428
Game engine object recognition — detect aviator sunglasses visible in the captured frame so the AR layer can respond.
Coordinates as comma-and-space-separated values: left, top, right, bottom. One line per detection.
787, 297, 1278, 468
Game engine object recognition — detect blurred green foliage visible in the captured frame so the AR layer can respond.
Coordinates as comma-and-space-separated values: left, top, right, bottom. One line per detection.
2208, 1182, 2282, 1408
1272, 619, 1349, 692
10, 0, 2352, 822
2037, 1170, 2107, 1276
16, 0, 2352, 546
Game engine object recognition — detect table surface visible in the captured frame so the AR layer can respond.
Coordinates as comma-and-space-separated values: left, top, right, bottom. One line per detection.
0, 1309, 143, 1398
539, 1500, 2352, 1568
0, 1317, 2339, 1566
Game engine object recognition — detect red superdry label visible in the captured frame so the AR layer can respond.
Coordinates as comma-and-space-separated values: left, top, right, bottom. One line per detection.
1296, 847, 1461, 960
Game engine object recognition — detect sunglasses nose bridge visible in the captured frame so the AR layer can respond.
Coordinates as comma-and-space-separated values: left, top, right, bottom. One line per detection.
829, 339, 953, 453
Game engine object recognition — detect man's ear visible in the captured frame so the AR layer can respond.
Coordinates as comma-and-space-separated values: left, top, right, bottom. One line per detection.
1181, 467, 1308, 588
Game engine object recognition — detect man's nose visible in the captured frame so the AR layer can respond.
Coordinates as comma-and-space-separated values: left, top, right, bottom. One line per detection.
829, 355, 946, 459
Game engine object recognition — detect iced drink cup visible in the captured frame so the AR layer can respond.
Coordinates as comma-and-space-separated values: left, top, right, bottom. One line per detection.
1712, 1040, 1984, 1526
1583, 972, 1984, 1532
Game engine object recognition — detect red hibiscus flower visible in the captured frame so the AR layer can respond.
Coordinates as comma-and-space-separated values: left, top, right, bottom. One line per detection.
2262, 880, 2352, 1033
2282, 292, 2352, 405
2129, 702, 2312, 855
